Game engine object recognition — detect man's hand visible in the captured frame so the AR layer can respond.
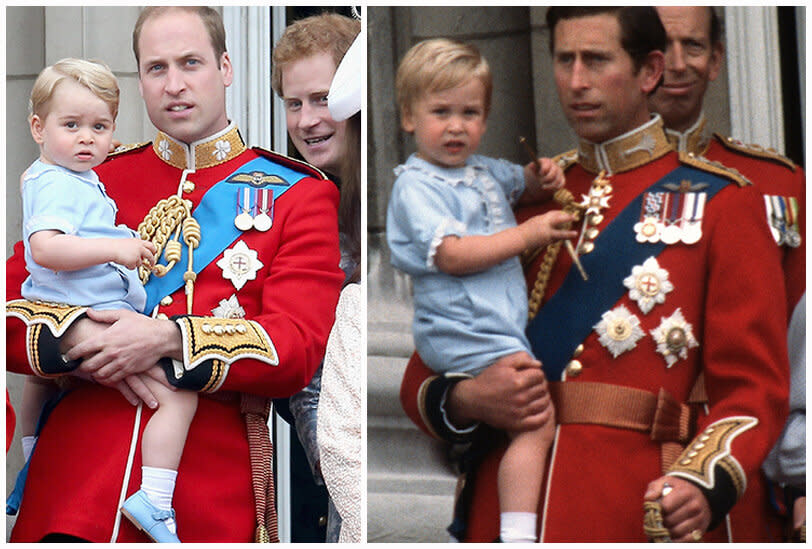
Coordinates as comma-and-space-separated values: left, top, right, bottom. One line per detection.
644, 476, 711, 542
793, 496, 805, 531
65, 309, 182, 384
116, 366, 177, 409
446, 351, 553, 432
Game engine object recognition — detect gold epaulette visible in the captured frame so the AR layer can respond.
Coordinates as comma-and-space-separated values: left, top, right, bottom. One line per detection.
713, 133, 797, 172
252, 146, 328, 181
108, 141, 151, 158
678, 151, 751, 187
552, 149, 578, 171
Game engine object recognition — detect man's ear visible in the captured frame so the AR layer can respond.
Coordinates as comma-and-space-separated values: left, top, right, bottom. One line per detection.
30, 114, 45, 145
220, 52, 234, 88
708, 40, 724, 83
640, 50, 665, 95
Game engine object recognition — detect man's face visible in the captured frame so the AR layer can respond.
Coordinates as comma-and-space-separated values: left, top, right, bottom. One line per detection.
553, 13, 662, 143
648, 7, 723, 132
282, 52, 348, 177
137, 9, 233, 144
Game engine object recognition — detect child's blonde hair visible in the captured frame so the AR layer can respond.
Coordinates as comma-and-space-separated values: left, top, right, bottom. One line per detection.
29, 58, 120, 121
395, 38, 492, 120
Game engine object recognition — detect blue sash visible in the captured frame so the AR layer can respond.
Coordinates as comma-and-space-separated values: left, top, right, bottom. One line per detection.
143, 157, 308, 312
526, 166, 730, 381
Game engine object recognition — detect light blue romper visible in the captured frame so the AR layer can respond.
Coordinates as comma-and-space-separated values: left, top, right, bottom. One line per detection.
21, 159, 147, 313
387, 154, 532, 376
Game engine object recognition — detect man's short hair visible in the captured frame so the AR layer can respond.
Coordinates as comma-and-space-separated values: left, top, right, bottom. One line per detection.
546, 7, 667, 73
133, 7, 227, 70
30, 58, 120, 120
395, 38, 493, 120
708, 7, 723, 46
271, 12, 361, 97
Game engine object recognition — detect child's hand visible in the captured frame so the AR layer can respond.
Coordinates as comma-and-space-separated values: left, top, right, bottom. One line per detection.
531, 158, 564, 190
517, 210, 577, 249
115, 238, 157, 270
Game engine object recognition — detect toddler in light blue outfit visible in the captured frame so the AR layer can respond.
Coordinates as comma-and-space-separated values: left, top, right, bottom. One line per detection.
387, 38, 577, 543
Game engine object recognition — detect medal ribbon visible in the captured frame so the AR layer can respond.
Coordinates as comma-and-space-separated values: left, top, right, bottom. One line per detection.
526, 166, 731, 382
143, 156, 307, 312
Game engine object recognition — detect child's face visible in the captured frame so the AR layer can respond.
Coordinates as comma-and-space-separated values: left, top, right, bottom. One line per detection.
402, 78, 487, 169
30, 79, 115, 173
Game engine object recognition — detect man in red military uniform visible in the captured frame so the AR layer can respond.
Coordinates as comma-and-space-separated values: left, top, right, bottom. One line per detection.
398, 7, 789, 542
5, 7, 343, 542
648, 6, 805, 539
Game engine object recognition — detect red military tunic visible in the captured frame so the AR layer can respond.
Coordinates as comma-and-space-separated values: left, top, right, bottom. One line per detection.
400, 117, 789, 541
6, 124, 344, 542
665, 114, 805, 317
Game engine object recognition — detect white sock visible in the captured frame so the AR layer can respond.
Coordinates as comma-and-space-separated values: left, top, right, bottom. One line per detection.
21, 435, 37, 462
500, 511, 538, 543
141, 466, 178, 534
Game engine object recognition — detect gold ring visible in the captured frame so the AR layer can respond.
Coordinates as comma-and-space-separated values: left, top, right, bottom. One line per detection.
690, 528, 703, 541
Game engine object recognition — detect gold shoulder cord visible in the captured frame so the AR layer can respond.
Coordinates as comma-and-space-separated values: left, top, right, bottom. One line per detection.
137, 195, 201, 313
527, 187, 583, 320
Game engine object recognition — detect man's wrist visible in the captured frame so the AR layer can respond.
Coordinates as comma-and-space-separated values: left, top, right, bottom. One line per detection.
156, 318, 183, 361
445, 376, 478, 429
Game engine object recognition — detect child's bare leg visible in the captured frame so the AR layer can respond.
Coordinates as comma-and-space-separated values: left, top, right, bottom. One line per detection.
139, 376, 197, 470
19, 377, 59, 461
135, 375, 198, 535
498, 415, 556, 542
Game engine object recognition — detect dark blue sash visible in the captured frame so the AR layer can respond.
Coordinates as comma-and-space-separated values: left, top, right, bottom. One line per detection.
143, 157, 308, 312
526, 166, 730, 381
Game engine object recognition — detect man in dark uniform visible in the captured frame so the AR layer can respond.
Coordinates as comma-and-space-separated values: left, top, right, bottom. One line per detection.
6, 6, 343, 542
399, 6, 790, 542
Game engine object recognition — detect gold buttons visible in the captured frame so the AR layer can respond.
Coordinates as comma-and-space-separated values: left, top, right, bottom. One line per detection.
566, 359, 583, 377
156, 313, 169, 320
579, 241, 595, 254
182, 179, 196, 193
572, 344, 584, 358
160, 296, 173, 307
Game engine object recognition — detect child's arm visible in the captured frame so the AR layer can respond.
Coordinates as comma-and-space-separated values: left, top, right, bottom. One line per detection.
518, 158, 565, 207
435, 210, 576, 276
29, 230, 156, 272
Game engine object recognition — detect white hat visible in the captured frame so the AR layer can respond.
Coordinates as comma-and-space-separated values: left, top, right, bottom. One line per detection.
328, 33, 362, 121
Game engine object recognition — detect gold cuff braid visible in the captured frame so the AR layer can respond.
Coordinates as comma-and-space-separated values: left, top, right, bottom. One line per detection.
175, 316, 279, 372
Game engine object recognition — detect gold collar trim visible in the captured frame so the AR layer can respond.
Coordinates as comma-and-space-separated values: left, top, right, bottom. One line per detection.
577, 116, 672, 175
152, 123, 248, 170
664, 114, 711, 157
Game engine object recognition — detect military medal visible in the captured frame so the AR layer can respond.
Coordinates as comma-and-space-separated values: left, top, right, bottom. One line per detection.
634, 192, 666, 243
651, 308, 698, 368
680, 192, 706, 245
661, 193, 683, 245
253, 189, 273, 232
216, 240, 264, 290
594, 304, 645, 358
623, 257, 674, 314
576, 171, 612, 255
784, 197, 801, 247
234, 188, 255, 231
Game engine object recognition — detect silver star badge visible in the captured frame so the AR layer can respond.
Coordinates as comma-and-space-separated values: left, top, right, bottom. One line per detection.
651, 308, 698, 368
211, 293, 246, 319
216, 240, 264, 291
623, 257, 674, 314
594, 304, 645, 358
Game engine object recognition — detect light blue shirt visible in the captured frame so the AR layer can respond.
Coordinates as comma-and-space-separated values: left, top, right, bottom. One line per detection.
387, 154, 532, 375
21, 159, 147, 312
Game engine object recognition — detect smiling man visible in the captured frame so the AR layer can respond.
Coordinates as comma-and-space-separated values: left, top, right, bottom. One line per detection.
649, 6, 805, 541
5, 6, 343, 542
398, 6, 790, 542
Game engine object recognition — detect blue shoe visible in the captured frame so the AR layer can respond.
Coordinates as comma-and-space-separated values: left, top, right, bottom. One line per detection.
121, 490, 181, 543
